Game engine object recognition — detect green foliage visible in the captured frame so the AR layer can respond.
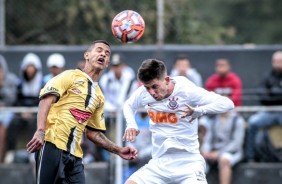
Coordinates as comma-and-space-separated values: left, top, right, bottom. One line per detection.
164, 0, 231, 44
5, 0, 282, 45
222, 0, 282, 44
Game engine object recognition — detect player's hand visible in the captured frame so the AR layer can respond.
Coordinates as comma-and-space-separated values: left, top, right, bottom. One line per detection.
179, 104, 195, 122
123, 128, 140, 142
118, 146, 138, 160
26, 129, 45, 153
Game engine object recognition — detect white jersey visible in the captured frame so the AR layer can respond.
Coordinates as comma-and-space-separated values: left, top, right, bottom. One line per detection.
123, 76, 234, 159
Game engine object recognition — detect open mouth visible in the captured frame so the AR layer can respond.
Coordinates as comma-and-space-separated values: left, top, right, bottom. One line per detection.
97, 58, 105, 65
153, 96, 159, 100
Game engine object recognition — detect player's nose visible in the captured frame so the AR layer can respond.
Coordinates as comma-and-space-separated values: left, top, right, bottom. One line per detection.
148, 89, 156, 96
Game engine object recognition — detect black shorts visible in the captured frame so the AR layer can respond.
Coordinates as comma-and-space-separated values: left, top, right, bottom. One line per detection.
35, 141, 85, 184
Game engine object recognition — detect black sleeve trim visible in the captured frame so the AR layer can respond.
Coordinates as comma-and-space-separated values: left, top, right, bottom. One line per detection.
86, 125, 106, 133
39, 92, 60, 102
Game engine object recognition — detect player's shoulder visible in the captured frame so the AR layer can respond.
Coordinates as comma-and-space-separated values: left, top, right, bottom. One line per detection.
65, 69, 83, 75
52, 69, 85, 84
136, 85, 147, 94
131, 85, 149, 99
57, 69, 80, 76
64, 69, 87, 78
172, 76, 188, 81
172, 76, 201, 98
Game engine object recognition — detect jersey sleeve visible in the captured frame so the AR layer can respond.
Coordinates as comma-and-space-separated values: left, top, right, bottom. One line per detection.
123, 86, 144, 130
180, 76, 235, 118
39, 70, 74, 101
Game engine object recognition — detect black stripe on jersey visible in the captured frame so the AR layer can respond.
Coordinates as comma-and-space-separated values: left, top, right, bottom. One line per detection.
85, 79, 92, 108
86, 125, 106, 133
66, 127, 75, 152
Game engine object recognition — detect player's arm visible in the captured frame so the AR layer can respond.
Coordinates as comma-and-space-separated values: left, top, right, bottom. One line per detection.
186, 90, 234, 121
123, 99, 140, 142
26, 71, 73, 153
86, 129, 137, 160
179, 77, 234, 120
123, 87, 144, 142
26, 95, 57, 153
192, 87, 235, 114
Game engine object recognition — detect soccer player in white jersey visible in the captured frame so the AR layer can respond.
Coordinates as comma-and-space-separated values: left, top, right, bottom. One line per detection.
123, 59, 234, 184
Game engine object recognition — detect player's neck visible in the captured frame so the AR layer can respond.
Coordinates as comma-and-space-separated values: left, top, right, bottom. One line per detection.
83, 68, 102, 82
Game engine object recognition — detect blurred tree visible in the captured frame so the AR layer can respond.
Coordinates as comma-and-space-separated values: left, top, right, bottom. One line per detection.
164, 0, 232, 44
222, 0, 282, 44
6, 0, 114, 44
6, 0, 156, 44
5, 0, 282, 45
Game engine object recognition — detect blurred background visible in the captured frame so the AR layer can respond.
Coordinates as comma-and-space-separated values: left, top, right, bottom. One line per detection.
2, 0, 282, 45
0, 0, 282, 184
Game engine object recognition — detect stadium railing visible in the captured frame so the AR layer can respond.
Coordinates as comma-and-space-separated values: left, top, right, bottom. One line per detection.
0, 105, 282, 184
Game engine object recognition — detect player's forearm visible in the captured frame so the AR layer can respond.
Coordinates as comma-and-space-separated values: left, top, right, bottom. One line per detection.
37, 95, 56, 130
86, 130, 120, 154
194, 96, 235, 118
123, 100, 138, 130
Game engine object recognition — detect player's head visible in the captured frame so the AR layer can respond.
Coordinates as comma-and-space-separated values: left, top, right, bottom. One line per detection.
272, 51, 282, 73
215, 58, 231, 77
138, 59, 172, 101
138, 59, 167, 82
84, 40, 111, 70
86, 40, 111, 52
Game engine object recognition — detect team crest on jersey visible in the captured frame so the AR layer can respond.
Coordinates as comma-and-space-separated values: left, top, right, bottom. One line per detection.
167, 97, 179, 110
72, 88, 82, 94
69, 108, 92, 124
75, 80, 84, 85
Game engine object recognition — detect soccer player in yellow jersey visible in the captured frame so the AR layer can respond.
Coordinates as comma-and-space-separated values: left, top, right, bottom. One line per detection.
26, 40, 138, 184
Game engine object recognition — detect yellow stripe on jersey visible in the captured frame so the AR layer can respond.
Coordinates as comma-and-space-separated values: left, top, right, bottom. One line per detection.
40, 69, 106, 158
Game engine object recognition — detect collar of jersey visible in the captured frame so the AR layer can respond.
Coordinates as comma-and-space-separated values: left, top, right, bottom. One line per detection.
81, 71, 97, 84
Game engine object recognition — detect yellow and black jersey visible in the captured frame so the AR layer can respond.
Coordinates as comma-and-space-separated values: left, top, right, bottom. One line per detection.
40, 69, 106, 158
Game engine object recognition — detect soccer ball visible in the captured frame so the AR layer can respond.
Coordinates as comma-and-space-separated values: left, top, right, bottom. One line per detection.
111, 10, 145, 43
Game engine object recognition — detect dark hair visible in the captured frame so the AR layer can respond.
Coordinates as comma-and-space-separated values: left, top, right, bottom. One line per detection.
216, 58, 230, 64
175, 54, 189, 61
138, 59, 167, 83
87, 40, 111, 52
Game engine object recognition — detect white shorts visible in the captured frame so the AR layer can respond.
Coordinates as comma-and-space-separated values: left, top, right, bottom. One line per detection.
220, 151, 243, 166
126, 152, 208, 184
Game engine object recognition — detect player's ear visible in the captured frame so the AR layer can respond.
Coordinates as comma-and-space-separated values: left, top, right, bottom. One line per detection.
165, 76, 170, 83
84, 52, 89, 61
165, 75, 170, 85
